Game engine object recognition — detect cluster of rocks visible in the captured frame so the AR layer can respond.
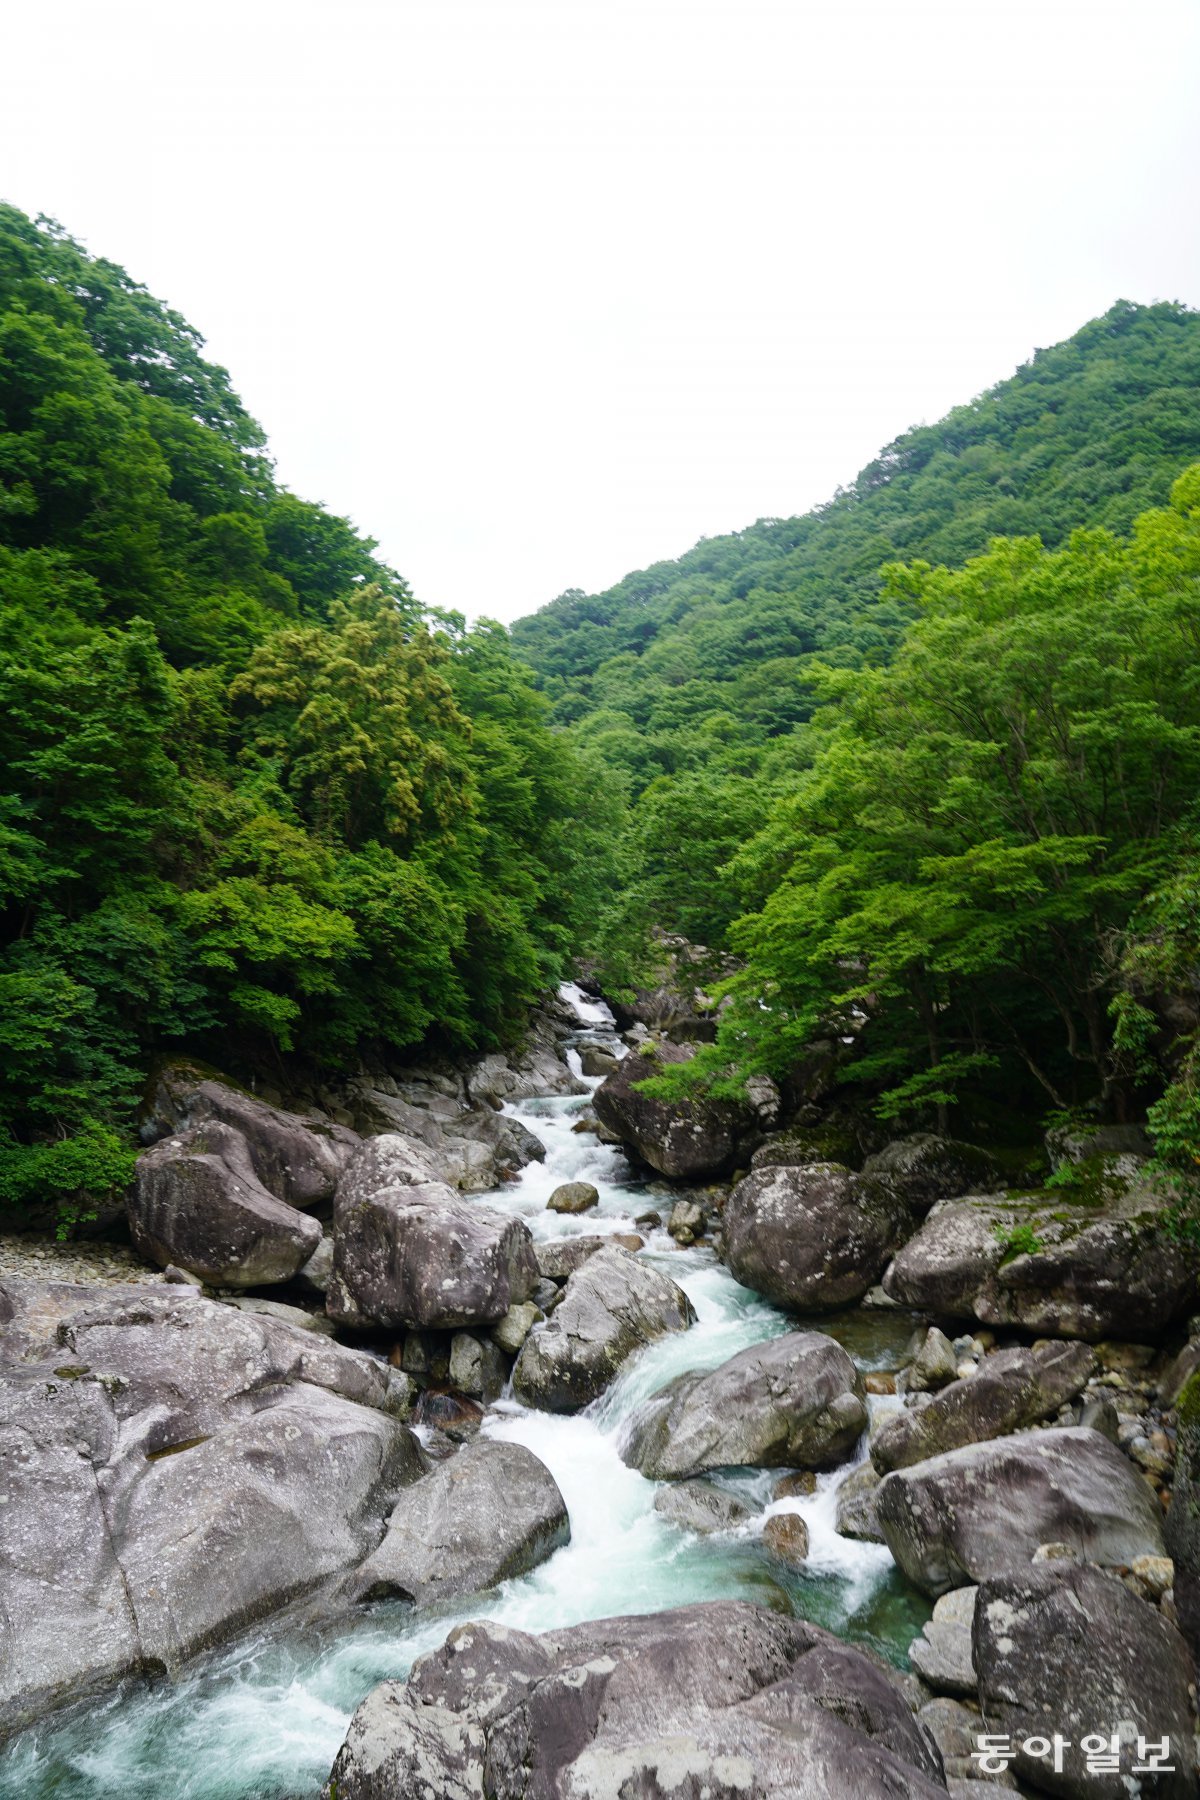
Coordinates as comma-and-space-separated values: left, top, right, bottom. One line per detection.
7, 966, 1200, 1796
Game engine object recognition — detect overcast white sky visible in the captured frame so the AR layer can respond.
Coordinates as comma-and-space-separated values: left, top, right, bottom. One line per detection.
4, 0, 1199, 621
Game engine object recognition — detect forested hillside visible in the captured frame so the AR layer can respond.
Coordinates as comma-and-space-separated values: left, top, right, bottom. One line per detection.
513, 304, 1200, 1170
0, 206, 617, 1219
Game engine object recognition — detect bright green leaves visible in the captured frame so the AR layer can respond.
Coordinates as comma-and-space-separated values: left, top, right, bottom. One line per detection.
0, 206, 623, 1225
702, 483, 1200, 1123
231, 587, 474, 848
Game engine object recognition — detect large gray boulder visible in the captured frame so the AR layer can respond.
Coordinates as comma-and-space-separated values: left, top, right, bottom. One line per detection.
620, 1331, 867, 1479
876, 1426, 1166, 1597
322, 1601, 947, 1800
351, 1438, 569, 1606
871, 1341, 1095, 1472
592, 1042, 771, 1180
129, 1121, 323, 1286
883, 1188, 1198, 1341
140, 1062, 356, 1207
722, 1163, 915, 1311
0, 1279, 423, 1732
861, 1134, 1004, 1213
974, 1563, 1196, 1797
512, 1247, 693, 1412
328, 1137, 539, 1329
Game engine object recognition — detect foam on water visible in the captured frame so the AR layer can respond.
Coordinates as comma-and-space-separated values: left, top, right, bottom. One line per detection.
0, 984, 928, 1799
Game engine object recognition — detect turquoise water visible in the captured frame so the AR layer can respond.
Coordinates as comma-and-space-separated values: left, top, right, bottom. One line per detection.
0, 990, 929, 1798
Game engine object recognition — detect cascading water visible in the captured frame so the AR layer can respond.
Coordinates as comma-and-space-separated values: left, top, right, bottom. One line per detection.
0, 984, 928, 1800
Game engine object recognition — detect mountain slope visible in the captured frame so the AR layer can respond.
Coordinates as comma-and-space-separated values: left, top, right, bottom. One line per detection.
512, 301, 1200, 785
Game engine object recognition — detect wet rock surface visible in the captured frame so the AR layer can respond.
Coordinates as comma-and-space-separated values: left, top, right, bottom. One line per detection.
722, 1162, 915, 1311
620, 1331, 867, 1478
322, 1601, 948, 1800
513, 1246, 694, 1412
877, 1425, 1166, 1596
350, 1438, 569, 1606
653, 1479, 753, 1535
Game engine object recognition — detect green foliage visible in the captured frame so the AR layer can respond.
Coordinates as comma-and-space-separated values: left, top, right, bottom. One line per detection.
993, 1221, 1043, 1262
0, 206, 617, 1225
0, 1125, 137, 1238
1115, 851, 1200, 1172
515, 301, 1200, 976
648, 484, 1200, 1131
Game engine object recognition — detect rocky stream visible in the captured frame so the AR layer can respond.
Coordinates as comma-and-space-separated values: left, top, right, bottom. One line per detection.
0, 984, 1197, 1798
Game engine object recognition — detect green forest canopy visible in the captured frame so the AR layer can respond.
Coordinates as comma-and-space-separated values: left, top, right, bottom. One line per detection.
512, 302, 1200, 1167
0, 205, 620, 1219
4, 197, 1200, 1223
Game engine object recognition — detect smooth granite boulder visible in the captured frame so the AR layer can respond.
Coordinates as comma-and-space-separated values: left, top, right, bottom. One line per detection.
351, 1438, 569, 1606
593, 1041, 772, 1179
723, 1163, 915, 1311
0, 1279, 423, 1732
328, 1140, 538, 1330
129, 1120, 322, 1286
974, 1562, 1196, 1797
862, 1134, 1004, 1213
883, 1188, 1197, 1341
322, 1601, 947, 1800
140, 1062, 357, 1208
512, 1247, 694, 1412
876, 1426, 1165, 1597
872, 1341, 1095, 1472
620, 1331, 867, 1479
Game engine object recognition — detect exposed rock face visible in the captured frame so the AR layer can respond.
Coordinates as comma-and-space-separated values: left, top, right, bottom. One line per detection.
130, 1121, 323, 1286
722, 1163, 915, 1311
876, 1426, 1166, 1597
328, 1135, 538, 1329
908, 1588, 977, 1696
533, 1235, 613, 1281
872, 1341, 1095, 1472
546, 1180, 599, 1214
653, 1479, 752, 1535
974, 1563, 1196, 1797
620, 1332, 867, 1479
834, 1461, 886, 1541
593, 1042, 771, 1180
140, 1062, 357, 1208
343, 1077, 548, 1192
322, 1601, 948, 1800
882, 1188, 1198, 1340
466, 1005, 590, 1106
0, 1279, 423, 1732
905, 1326, 960, 1393
512, 1247, 693, 1412
351, 1439, 569, 1606
862, 1134, 1004, 1213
